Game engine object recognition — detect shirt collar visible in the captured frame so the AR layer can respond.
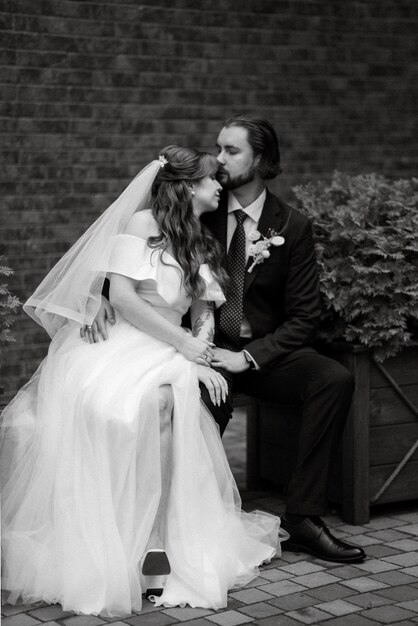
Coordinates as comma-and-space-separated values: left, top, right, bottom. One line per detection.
227, 188, 266, 222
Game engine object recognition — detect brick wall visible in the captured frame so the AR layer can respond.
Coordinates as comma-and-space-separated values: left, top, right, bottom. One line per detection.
1, 0, 417, 400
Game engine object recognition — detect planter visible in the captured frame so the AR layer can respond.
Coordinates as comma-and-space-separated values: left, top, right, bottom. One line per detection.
331, 343, 418, 524
249, 344, 418, 525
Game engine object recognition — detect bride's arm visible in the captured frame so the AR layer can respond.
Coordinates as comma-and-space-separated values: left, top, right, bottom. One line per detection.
190, 299, 228, 403
109, 273, 212, 365
190, 299, 215, 344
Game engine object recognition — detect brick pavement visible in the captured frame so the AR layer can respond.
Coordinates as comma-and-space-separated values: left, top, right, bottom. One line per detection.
3, 410, 418, 626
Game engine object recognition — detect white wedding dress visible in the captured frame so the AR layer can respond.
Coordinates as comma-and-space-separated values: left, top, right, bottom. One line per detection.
1, 233, 283, 617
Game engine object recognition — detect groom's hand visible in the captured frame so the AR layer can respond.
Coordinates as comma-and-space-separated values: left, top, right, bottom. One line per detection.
212, 348, 249, 373
80, 296, 116, 343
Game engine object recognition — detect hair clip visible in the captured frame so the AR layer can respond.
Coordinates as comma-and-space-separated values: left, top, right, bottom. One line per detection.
159, 155, 168, 168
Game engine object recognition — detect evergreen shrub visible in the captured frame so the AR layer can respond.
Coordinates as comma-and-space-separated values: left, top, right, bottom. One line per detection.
293, 172, 418, 361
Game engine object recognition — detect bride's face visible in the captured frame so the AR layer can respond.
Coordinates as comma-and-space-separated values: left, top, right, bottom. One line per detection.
192, 174, 222, 216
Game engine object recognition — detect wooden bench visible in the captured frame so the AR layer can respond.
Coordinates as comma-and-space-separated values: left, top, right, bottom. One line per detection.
232, 393, 261, 490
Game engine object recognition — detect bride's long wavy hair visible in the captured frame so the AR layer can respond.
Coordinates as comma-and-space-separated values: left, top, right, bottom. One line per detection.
149, 145, 228, 299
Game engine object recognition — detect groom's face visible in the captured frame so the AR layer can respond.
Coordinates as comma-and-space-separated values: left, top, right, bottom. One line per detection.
215, 125, 260, 190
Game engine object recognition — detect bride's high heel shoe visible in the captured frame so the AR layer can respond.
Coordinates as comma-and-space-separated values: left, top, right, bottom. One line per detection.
142, 549, 171, 600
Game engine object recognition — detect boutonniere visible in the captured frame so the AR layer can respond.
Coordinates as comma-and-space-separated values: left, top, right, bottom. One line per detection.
247, 228, 285, 273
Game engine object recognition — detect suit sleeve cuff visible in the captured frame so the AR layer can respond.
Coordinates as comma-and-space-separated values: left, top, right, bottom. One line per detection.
243, 349, 260, 371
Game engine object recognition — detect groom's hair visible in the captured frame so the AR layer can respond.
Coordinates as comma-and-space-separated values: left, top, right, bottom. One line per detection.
223, 114, 282, 179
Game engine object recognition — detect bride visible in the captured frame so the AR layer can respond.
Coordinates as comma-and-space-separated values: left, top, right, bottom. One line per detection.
1, 146, 285, 618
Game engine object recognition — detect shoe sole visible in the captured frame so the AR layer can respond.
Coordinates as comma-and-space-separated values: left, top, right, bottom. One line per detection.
144, 586, 164, 600
283, 541, 366, 563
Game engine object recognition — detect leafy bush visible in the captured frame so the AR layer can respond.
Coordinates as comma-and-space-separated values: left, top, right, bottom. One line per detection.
293, 172, 418, 361
0, 256, 21, 356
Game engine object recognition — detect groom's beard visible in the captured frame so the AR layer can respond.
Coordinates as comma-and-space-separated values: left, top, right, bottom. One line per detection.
217, 165, 257, 190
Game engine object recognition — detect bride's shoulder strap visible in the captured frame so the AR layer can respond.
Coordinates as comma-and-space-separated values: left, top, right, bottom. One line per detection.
124, 209, 159, 239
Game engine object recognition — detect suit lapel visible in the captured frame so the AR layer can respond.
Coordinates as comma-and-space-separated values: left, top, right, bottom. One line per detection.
243, 191, 286, 295
208, 190, 288, 295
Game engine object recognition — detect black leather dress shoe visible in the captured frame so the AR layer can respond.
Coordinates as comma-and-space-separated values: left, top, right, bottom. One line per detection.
281, 516, 366, 563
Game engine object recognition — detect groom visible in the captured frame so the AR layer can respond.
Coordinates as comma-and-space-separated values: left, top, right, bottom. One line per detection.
200, 114, 365, 564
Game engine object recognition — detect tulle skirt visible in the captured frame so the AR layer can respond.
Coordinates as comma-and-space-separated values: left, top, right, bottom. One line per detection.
1, 317, 284, 617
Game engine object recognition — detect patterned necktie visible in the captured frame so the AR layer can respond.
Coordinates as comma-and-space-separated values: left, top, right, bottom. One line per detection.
219, 209, 248, 350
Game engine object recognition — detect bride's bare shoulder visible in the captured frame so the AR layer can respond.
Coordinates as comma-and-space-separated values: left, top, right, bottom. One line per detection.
124, 209, 160, 238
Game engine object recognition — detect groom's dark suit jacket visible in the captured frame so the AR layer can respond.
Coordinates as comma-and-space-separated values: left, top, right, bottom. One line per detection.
203, 190, 322, 370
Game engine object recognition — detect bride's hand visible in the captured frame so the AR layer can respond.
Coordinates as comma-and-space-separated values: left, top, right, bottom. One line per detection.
176, 334, 214, 365
197, 365, 228, 406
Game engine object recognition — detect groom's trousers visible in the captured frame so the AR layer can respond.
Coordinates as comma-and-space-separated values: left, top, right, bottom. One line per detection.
200, 346, 354, 516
